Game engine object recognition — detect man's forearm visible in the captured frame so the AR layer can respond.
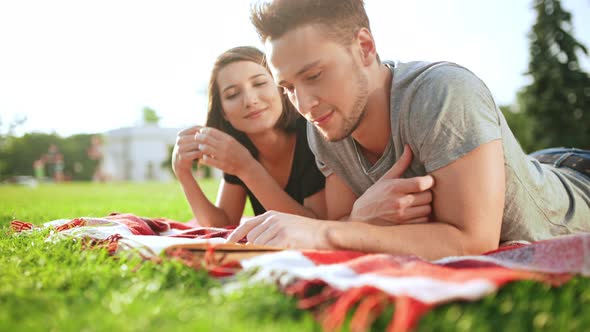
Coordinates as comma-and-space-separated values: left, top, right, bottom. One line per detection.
325, 221, 496, 260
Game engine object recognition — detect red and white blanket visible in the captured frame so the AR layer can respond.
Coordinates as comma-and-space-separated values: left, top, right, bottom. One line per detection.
240, 235, 588, 332
10, 214, 590, 332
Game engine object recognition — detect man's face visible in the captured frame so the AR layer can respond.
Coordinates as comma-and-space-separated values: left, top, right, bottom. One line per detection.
265, 25, 369, 142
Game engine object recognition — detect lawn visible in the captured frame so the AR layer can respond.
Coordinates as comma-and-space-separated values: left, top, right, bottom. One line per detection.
1, 182, 589, 331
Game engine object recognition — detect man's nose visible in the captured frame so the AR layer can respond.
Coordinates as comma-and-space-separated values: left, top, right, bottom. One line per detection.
293, 86, 318, 115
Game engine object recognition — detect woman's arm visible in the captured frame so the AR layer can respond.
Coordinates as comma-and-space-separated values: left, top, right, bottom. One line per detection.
195, 127, 326, 219
173, 126, 246, 227
239, 163, 326, 218
176, 171, 246, 227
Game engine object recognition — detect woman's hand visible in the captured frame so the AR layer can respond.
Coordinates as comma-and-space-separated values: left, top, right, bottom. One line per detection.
172, 125, 203, 177
194, 127, 256, 178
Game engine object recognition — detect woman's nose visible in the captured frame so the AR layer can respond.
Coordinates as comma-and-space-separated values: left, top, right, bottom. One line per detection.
243, 88, 259, 108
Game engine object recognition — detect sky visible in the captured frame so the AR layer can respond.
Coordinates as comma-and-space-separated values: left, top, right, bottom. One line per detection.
0, 0, 589, 137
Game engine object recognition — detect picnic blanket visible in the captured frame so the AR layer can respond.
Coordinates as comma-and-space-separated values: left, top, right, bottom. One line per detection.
10, 214, 590, 332
10, 213, 237, 254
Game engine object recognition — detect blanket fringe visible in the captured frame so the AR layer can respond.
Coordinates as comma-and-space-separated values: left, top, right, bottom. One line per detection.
388, 296, 432, 332
165, 245, 242, 277
10, 220, 35, 232
55, 218, 86, 232
285, 280, 407, 332
80, 234, 123, 255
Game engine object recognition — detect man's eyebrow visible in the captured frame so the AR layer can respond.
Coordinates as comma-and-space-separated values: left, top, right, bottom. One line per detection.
278, 60, 321, 86
222, 74, 266, 93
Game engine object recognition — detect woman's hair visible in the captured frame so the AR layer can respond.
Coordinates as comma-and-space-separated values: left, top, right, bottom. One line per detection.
205, 46, 300, 158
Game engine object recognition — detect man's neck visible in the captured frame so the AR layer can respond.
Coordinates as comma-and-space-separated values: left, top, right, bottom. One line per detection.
351, 63, 393, 163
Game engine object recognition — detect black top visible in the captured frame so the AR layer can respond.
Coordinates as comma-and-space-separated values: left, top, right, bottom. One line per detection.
223, 118, 326, 215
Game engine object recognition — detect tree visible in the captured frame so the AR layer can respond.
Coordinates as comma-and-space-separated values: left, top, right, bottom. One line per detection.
501, 105, 537, 153
0, 133, 99, 181
142, 107, 161, 125
518, 0, 590, 150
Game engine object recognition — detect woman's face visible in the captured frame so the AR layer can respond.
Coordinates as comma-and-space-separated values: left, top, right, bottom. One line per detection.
217, 61, 283, 135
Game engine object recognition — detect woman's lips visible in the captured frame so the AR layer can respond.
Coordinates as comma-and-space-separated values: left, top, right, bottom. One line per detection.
244, 108, 266, 119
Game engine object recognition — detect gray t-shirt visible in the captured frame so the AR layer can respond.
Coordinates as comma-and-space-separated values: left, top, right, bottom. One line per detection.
308, 60, 590, 243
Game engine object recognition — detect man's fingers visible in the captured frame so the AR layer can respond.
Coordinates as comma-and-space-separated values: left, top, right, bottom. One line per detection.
226, 216, 265, 243
402, 217, 429, 224
399, 205, 432, 221
389, 175, 434, 194
380, 144, 413, 180
249, 223, 279, 245
411, 191, 433, 206
178, 125, 203, 136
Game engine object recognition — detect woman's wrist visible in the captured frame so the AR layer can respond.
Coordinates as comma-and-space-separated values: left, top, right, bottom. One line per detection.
238, 160, 264, 184
175, 168, 195, 182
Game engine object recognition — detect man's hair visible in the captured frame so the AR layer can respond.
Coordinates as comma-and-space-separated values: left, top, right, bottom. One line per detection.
250, 0, 371, 45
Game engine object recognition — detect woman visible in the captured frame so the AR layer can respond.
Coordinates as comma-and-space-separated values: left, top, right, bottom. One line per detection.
172, 46, 326, 227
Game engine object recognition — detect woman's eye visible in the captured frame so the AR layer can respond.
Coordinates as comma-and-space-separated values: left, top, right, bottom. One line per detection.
225, 93, 239, 100
254, 81, 267, 87
308, 71, 322, 80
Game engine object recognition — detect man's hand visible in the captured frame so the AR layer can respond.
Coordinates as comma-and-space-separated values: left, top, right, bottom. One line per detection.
172, 125, 203, 176
225, 211, 335, 249
350, 145, 434, 224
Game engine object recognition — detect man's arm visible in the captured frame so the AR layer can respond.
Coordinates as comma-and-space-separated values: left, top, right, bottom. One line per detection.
227, 140, 504, 260
325, 173, 357, 220
325, 145, 433, 223
327, 140, 505, 259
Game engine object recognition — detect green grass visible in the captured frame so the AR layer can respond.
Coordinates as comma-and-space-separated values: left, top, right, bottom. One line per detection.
1, 182, 589, 331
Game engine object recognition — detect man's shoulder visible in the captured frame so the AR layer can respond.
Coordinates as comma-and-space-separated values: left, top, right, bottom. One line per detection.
392, 60, 479, 89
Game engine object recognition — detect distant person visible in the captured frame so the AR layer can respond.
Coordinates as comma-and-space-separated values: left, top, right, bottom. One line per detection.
53, 152, 65, 182
33, 159, 45, 181
54, 153, 65, 182
87, 135, 108, 182
226, 0, 590, 259
174, 47, 361, 227
45, 144, 60, 180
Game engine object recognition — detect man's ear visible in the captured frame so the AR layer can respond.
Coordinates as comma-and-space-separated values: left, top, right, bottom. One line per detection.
356, 28, 377, 67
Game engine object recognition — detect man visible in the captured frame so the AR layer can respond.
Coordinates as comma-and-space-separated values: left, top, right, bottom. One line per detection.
227, 0, 590, 260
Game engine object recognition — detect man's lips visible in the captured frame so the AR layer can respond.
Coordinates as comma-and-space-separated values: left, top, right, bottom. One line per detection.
312, 111, 334, 125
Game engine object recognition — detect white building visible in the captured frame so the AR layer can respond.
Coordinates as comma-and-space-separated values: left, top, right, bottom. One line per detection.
102, 124, 180, 182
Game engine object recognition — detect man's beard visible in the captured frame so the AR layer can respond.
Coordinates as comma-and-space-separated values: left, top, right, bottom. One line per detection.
322, 61, 369, 142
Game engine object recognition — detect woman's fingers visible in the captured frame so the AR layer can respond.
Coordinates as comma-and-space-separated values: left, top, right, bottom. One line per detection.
178, 142, 201, 153
194, 127, 223, 148
180, 151, 202, 162
178, 125, 202, 136
199, 154, 223, 169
